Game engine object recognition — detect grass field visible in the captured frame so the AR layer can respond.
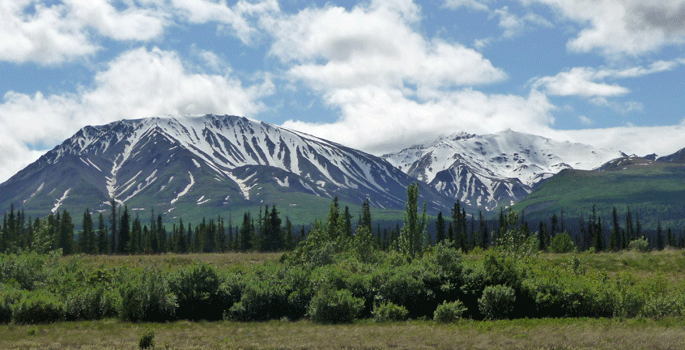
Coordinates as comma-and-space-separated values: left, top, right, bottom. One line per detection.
2, 317, 685, 349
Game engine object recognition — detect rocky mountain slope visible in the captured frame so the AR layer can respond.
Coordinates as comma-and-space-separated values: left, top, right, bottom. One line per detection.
383, 130, 625, 210
0, 115, 453, 223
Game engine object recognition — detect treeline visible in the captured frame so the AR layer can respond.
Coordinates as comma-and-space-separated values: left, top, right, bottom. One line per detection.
2, 188, 685, 256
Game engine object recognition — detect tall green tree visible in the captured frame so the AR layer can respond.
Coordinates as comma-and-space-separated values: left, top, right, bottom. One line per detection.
398, 183, 428, 258
435, 211, 446, 244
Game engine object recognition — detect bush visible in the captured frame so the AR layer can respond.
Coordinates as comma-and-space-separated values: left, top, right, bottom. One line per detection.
170, 263, 222, 320
433, 300, 467, 323
549, 233, 576, 253
629, 238, 650, 253
12, 291, 66, 324
228, 279, 288, 321
479, 285, 516, 319
65, 286, 119, 321
309, 288, 364, 324
372, 301, 408, 322
138, 329, 155, 349
118, 270, 176, 322
0, 287, 18, 324
641, 296, 682, 320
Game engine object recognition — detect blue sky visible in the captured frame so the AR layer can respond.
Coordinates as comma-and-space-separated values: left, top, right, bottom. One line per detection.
1, 0, 685, 182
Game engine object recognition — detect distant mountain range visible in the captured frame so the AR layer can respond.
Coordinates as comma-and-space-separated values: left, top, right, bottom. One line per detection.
382, 130, 624, 211
1, 114, 684, 227
0, 115, 451, 223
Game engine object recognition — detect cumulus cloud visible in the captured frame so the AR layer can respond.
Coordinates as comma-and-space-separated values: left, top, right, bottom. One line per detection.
490, 6, 553, 38
443, 0, 490, 12
265, 1, 506, 90
0, 47, 272, 182
284, 88, 555, 155
551, 125, 685, 157
170, 0, 279, 44
532, 67, 631, 97
524, 0, 685, 57
532, 58, 684, 100
0, 0, 279, 65
263, 0, 539, 154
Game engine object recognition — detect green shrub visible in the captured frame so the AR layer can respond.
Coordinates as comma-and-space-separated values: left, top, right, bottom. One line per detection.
372, 301, 408, 322
65, 286, 119, 321
371, 264, 434, 318
11, 291, 65, 324
118, 270, 176, 322
170, 263, 222, 320
138, 329, 155, 349
629, 238, 650, 253
433, 300, 467, 323
478, 285, 516, 319
0, 252, 57, 291
549, 233, 576, 253
228, 279, 288, 321
0, 287, 17, 324
641, 296, 682, 320
309, 288, 364, 324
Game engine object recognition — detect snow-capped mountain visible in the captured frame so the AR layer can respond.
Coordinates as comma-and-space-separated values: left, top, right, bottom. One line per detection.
382, 130, 625, 210
0, 115, 452, 222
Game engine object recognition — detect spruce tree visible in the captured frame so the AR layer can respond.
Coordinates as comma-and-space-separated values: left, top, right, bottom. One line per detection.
398, 183, 428, 258
435, 211, 446, 244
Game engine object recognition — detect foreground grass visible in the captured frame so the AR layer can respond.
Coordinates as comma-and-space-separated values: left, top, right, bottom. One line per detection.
2, 318, 685, 349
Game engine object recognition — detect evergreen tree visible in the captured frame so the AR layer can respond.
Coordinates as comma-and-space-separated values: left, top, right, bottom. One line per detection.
479, 211, 488, 249
359, 198, 372, 232
130, 216, 142, 254
398, 183, 428, 258
57, 210, 74, 255
178, 218, 187, 253
97, 213, 107, 254
435, 211, 446, 244
284, 217, 294, 251
667, 227, 675, 248
656, 221, 664, 250
343, 206, 352, 240
84, 209, 96, 254
118, 206, 130, 254
109, 199, 117, 254
239, 212, 253, 251
157, 215, 166, 253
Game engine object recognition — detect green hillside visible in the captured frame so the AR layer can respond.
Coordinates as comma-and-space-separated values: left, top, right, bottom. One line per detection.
512, 159, 685, 230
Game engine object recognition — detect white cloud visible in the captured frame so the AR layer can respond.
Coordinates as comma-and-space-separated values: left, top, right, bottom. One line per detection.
532, 58, 684, 100
171, 0, 279, 44
491, 6, 552, 38
552, 125, 685, 157
265, 1, 506, 90
0, 47, 272, 182
578, 115, 594, 125
524, 0, 685, 57
64, 0, 166, 41
284, 87, 555, 155
532, 67, 630, 97
0, 0, 279, 65
443, 0, 490, 12
0, 0, 99, 64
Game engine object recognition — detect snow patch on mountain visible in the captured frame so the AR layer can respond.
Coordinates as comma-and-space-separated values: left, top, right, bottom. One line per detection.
52, 188, 71, 213
171, 172, 194, 205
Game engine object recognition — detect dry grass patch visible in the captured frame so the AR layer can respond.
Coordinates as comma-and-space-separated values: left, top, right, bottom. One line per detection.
63, 252, 282, 270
